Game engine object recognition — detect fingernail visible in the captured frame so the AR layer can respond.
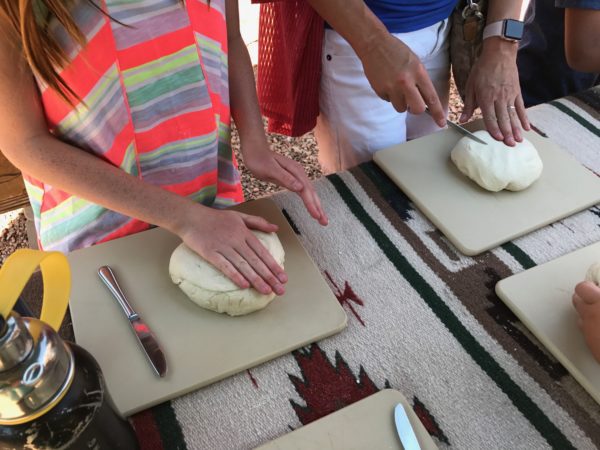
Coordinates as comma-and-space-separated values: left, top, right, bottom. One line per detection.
278, 273, 288, 283
262, 285, 272, 295
275, 285, 285, 296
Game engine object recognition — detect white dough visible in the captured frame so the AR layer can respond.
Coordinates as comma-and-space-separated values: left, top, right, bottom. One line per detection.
450, 130, 543, 192
169, 231, 285, 316
585, 262, 600, 286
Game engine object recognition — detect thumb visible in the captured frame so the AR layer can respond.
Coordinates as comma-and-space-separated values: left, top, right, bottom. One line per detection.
575, 281, 600, 305
240, 213, 279, 233
270, 159, 303, 192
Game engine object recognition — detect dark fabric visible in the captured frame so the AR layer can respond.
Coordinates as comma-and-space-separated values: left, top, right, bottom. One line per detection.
13, 298, 34, 317
517, 0, 599, 107
555, 0, 600, 8
19, 271, 75, 342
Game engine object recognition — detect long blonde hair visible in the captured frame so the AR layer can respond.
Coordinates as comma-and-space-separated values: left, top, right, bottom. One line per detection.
0, 0, 186, 102
0, 0, 88, 102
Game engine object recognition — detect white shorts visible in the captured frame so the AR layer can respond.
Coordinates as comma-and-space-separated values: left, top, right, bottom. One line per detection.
315, 19, 451, 174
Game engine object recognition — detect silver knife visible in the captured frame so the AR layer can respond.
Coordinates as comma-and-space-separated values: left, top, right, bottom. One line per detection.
394, 403, 422, 450
98, 266, 167, 378
425, 107, 488, 145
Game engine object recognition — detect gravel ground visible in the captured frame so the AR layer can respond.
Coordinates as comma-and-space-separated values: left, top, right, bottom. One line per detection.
0, 78, 476, 265
0, 210, 27, 265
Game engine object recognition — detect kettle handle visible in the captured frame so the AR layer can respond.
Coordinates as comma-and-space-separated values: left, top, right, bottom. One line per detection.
0, 249, 70, 332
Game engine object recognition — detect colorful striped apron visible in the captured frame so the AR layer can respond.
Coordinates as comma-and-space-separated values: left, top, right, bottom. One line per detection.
23, 0, 244, 252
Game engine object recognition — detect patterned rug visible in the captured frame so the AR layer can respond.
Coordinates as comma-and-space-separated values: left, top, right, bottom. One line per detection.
126, 87, 600, 449
21, 88, 600, 449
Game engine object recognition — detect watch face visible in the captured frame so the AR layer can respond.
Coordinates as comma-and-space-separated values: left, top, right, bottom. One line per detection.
504, 19, 524, 40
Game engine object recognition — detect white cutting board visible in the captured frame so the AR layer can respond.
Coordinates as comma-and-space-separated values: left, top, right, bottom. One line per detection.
496, 242, 600, 405
68, 198, 347, 416
373, 120, 600, 255
256, 389, 438, 450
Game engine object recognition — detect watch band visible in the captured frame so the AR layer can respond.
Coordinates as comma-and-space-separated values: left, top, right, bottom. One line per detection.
482, 20, 504, 40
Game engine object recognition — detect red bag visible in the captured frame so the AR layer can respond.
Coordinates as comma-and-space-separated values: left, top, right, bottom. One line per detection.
253, 0, 324, 136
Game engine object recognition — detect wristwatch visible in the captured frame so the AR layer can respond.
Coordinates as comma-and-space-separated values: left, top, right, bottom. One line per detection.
482, 19, 525, 42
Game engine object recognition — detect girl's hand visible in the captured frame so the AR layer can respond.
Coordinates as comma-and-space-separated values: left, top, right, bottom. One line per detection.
244, 148, 329, 226
572, 281, 600, 363
177, 205, 287, 296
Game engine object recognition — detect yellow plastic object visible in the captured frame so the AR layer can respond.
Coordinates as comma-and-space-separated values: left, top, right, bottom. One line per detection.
0, 249, 70, 331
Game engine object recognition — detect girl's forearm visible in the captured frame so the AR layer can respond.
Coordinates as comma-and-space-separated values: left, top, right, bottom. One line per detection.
225, 0, 269, 155
7, 134, 197, 235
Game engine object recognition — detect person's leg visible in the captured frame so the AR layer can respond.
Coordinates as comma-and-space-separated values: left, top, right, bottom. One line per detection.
315, 29, 406, 174
405, 18, 451, 140
315, 19, 450, 174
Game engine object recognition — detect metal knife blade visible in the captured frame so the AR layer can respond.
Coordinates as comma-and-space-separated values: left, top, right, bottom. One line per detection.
445, 120, 489, 145
98, 266, 167, 378
424, 107, 488, 145
394, 403, 422, 450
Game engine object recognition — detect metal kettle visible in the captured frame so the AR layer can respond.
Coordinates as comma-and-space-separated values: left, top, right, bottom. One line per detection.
0, 310, 75, 426
0, 250, 139, 450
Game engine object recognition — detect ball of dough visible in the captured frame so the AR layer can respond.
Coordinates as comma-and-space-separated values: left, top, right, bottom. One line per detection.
169, 231, 285, 316
450, 130, 543, 192
585, 262, 600, 286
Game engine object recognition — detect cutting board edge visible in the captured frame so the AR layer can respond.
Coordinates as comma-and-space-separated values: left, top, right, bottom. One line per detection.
115, 308, 347, 416
254, 388, 438, 450
374, 150, 600, 256
67, 197, 350, 416
445, 194, 600, 255
495, 277, 600, 405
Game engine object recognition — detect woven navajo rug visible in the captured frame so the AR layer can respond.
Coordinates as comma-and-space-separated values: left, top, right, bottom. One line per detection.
123, 88, 600, 448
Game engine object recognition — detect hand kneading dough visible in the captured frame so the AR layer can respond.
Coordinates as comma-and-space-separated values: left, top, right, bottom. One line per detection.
585, 262, 600, 286
450, 130, 543, 192
169, 231, 285, 316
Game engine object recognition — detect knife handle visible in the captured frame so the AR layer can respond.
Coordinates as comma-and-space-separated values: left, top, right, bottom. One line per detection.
98, 266, 138, 320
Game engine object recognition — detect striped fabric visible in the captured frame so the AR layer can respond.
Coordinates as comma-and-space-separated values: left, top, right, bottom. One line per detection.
124, 88, 600, 449
23, 0, 243, 252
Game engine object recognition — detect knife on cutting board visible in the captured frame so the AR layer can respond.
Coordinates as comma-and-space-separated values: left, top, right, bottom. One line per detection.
425, 107, 488, 145
394, 403, 422, 450
98, 266, 167, 378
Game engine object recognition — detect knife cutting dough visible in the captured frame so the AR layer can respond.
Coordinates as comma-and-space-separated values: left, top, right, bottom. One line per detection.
451, 130, 543, 192
170, 231, 285, 316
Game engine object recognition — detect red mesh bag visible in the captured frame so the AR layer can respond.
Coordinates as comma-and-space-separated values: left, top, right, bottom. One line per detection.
253, 0, 324, 136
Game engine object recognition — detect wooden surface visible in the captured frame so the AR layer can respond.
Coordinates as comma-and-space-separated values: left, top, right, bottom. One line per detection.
67, 198, 347, 416
0, 152, 28, 213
